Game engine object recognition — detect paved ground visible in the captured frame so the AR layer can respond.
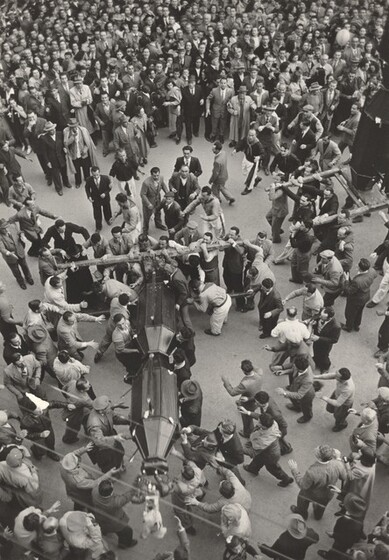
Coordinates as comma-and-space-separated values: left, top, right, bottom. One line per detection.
0, 127, 388, 560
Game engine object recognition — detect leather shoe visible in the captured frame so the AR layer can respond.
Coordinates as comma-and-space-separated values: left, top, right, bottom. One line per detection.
94, 352, 103, 363
341, 324, 352, 332
259, 333, 268, 339
318, 551, 329, 559
229, 198, 235, 205
241, 189, 251, 195
19, 282, 27, 290
290, 505, 300, 514
366, 301, 377, 308
204, 329, 220, 336
277, 477, 293, 487
243, 465, 257, 475
239, 431, 249, 438
297, 416, 311, 423
286, 404, 299, 412
332, 422, 348, 432
155, 223, 168, 230
57, 190, 63, 196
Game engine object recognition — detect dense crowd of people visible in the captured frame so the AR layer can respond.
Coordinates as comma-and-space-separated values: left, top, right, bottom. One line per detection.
0, 0, 389, 558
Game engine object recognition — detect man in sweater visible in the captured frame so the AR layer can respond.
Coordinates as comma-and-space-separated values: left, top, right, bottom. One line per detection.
276, 355, 315, 424
288, 444, 347, 520
209, 141, 235, 205
311, 249, 344, 307
314, 368, 355, 431
242, 413, 293, 487
222, 360, 263, 438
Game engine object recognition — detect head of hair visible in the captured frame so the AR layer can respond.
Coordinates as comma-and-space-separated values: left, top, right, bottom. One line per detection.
360, 447, 376, 467
182, 463, 195, 480
111, 226, 122, 235
261, 278, 274, 289
219, 480, 235, 499
49, 275, 62, 288
58, 350, 70, 364
358, 258, 370, 271
241, 359, 253, 373
305, 283, 316, 294
76, 378, 89, 391
322, 306, 335, 318
118, 293, 130, 306
286, 306, 298, 318
28, 299, 41, 312
91, 166, 100, 173
90, 232, 101, 244
213, 140, 222, 151
338, 367, 351, 380
294, 355, 309, 372
113, 313, 125, 324
150, 166, 160, 174
230, 226, 240, 235
115, 193, 127, 204
259, 412, 274, 428
55, 219, 65, 228
98, 479, 114, 497
201, 186, 212, 195
255, 391, 270, 404
23, 513, 41, 532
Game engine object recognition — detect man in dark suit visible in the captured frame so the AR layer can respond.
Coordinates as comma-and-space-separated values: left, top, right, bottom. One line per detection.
40, 121, 71, 195
258, 278, 283, 338
292, 119, 316, 164
140, 167, 169, 234
181, 75, 204, 144
343, 258, 377, 332
0, 219, 33, 289
160, 191, 185, 237
174, 145, 203, 177
24, 111, 51, 184
85, 167, 113, 232
169, 166, 199, 211
277, 355, 315, 424
311, 307, 341, 373
94, 92, 115, 157
45, 84, 69, 131
42, 218, 90, 255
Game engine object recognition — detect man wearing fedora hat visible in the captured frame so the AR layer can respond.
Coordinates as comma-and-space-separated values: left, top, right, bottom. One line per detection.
0, 218, 33, 289
301, 82, 324, 116
227, 86, 256, 148
180, 379, 203, 427
40, 121, 71, 195
26, 325, 57, 379
63, 117, 98, 189
260, 513, 319, 560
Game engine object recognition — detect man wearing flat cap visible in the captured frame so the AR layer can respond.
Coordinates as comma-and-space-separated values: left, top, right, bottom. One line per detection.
311, 250, 344, 306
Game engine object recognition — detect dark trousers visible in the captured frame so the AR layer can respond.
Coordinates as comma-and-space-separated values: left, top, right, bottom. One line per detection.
334, 403, 351, 428
101, 129, 113, 155
345, 299, 366, 330
259, 312, 278, 336
266, 210, 285, 243
73, 157, 91, 187
116, 526, 134, 547
92, 200, 112, 230
378, 317, 389, 351
31, 429, 56, 459
313, 345, 331, 373
246, 453, 290, 482
184, 116, 200, 141
223, 269, 244, 309
289, 397, 313, 420
296, 490, 330, 520
211, 115, 228, 141
25, 233, 42, 257
142, 204, 163, 234
51, 164, 69, 193
37, 152, 51, 180
323, 290, 341, 307
242, 413, 254, 437
7, 257, 32, 285
291, 250, 310, 283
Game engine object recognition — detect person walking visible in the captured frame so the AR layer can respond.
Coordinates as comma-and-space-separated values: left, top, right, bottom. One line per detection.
314, 368, 355, 431
85, 166, 113, 232
260, 514, 319, 560
209, 141, 235, 205
222, 360, 263, 438
0, 218, 33, 289
140, 167, 169, 234
288, 444, 347, 520
276, 355, 315, 424
257, 279, 283, 339
310, 307, 341, 373
242, 413, 293, 487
